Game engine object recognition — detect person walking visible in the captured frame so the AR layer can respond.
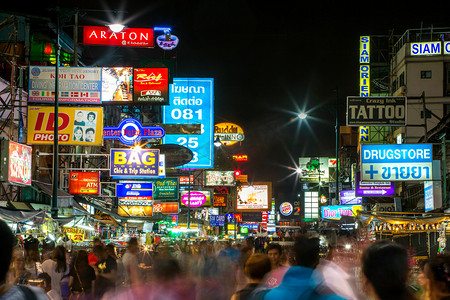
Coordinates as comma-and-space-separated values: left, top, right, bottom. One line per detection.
264, 243, 289, 288
231, 254, 272, 300
260, 235, 344, 300
424, 253, 450, 300
121, 237, 140, 286
68, 250, 96, 299
361, 240, 417, 300
41, 245, 67, 298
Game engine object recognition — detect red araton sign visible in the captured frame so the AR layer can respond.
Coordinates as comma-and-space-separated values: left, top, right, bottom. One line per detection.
83, 26, 154, 48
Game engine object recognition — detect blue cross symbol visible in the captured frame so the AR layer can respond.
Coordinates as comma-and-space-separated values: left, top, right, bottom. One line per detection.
365, 165, 378, 179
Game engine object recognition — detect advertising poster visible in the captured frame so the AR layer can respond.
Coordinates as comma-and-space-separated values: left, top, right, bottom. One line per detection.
62, 227, 85, 243
321, 205, 363, 220
153, 202, 179, 214
153, 178, 179, 200
236, 183, 272, 212
83, 26, 154, 47
118, 205, 153, 217
298, 157, 330, 182
180, 190, 212, 207
205, 170, 235, 186
8, 141, 32, 186
213, 194, 227, 207
163, 78, 214, 169
102, 67, 133, 102
110, 148, 160, 177
116, 182, 153, 199
69, 171, 100, 194
27, 106, 104, 145
133, 68, 169, 104
29, 66, 102, 104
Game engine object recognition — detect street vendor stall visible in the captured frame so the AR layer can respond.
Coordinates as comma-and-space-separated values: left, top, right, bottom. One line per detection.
357, 210, 450, 257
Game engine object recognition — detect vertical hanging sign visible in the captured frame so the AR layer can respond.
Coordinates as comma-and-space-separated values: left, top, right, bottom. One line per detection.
359, 36, 370, 143
163, 78, 214, 169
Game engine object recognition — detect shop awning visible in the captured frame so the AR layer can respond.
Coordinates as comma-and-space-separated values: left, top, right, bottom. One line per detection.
358, 211, 450, 226
0, 207, 47, 225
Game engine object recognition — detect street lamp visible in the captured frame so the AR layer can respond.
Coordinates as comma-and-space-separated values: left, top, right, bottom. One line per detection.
298, 112, 308, 120
108, 23, 125, 33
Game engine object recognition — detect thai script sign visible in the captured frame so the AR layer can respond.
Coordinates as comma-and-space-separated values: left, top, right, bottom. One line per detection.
27, 106, 104, 145
83, 26, 154, 47
29, 66, 102, 104
103, 118, 165, 146
133, 68, 169, 104
361, 144, 433, 181
163, 78, 214, 168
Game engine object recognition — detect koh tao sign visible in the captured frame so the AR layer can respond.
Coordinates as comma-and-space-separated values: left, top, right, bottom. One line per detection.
361, 144, 433, 181
83, 26, 154, 47
103, 118, 165, 146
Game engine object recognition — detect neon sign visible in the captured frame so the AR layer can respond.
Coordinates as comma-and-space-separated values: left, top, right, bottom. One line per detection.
103, 118, 165, 146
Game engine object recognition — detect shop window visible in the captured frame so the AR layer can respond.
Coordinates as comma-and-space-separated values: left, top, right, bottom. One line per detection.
421, 70, 432, 79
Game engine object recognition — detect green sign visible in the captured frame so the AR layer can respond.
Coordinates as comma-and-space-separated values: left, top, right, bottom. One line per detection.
240, 226, 249, 234
153, 178, 179, 200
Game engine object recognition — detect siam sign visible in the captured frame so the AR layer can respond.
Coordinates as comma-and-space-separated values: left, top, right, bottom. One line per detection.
83, 26, 154, 48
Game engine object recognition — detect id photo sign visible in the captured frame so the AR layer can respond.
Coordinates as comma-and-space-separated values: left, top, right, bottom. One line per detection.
361, 144, 433, 181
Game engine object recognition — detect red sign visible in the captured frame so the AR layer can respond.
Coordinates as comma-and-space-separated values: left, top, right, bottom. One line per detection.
8, 141, 32, 186
83, 26, 154, 47
133, 68, 169, 104
153, 202, 179, 214
69, 171, 100, 194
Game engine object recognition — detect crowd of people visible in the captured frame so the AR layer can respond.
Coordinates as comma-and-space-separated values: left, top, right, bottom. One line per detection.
1, 218, 450, 300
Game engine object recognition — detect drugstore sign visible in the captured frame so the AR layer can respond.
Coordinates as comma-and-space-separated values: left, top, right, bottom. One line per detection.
110, 148, 160, 177
361, 144, 433, 181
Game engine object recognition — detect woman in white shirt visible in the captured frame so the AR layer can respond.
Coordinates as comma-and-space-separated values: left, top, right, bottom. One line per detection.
41, 245, 67, 297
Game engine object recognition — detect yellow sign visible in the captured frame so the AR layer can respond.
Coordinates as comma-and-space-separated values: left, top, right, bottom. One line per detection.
27, 106, 104, 145
62, 227, 85, 243
214, 122, 245, 146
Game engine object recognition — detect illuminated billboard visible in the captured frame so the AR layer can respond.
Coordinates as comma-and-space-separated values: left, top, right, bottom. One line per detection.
205, 170, 235, 186
236, 182, 272, 212
297, 157, 329, 182
102, 67, 133, 102
69, 171, 100, 194
180, 190, 212, 207
163, 78, 214, 168
29, 66, 102, 104
8, 141, 32, 186
118, 205, 153, 217
110, 148, 160, 178
214, 123, 245, 146
83, 26, 154, 47
133, 68, 169, 104
27, 106, 103, 145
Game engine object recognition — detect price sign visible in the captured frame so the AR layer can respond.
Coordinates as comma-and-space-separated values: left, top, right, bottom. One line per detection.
163, 78, 214, 168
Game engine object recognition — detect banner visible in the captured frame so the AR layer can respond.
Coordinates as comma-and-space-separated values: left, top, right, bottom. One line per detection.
29, 66, 102, 104
27, 106, 103, 145
110, 148, 160, 177
133, 68, 169, 104
69, 171, 100, 194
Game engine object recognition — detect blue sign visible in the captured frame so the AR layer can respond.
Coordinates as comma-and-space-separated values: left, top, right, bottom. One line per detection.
209, 215, 225, 227
104, 118, 165, 146
116, 182, 153, 198
361, 144, 433, 181
163, 78, 214, 168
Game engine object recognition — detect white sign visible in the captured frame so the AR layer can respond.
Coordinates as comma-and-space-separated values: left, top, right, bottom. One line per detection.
411, 42, 441, 56
361, 144, 433, 181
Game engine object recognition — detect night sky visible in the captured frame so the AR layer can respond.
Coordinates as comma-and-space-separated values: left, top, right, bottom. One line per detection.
2, 1, 450, 200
